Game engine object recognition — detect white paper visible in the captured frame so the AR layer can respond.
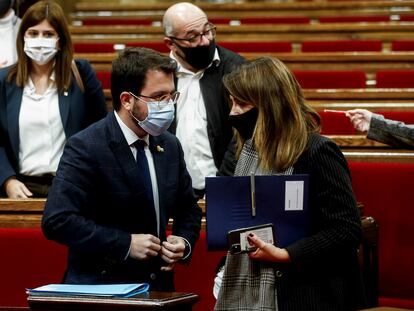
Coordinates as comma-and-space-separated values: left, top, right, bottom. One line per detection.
240, 226, 274, 251
285, 181, 304, 211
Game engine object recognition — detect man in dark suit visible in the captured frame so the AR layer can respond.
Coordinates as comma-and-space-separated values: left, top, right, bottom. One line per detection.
162, 2, 245, 198
42, 47, 202, 291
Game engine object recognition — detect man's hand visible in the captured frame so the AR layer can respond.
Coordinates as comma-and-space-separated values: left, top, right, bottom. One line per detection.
247, 233, 290, 263
129, 234, 161, 260
345, 109, 373, 134
160, 235, 186, 271
4, 177, 33, 199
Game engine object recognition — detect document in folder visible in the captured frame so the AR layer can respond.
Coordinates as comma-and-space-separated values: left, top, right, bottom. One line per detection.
27, 283, 150, 298
205, 174, 309, 251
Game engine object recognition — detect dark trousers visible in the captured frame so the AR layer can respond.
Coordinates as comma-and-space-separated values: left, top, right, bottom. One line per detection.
16, 174, 54, 197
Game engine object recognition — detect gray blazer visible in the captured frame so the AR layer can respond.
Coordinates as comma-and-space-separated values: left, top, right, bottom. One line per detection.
368, 113, 414, 148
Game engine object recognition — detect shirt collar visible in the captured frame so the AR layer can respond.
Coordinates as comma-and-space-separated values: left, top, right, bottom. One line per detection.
0, 9, 15, 27
171, 47, 220, 77
24, 71, 56, 97
114, 110, 149, 146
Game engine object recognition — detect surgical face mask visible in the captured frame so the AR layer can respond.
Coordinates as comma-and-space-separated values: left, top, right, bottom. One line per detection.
177, 39, 216, 70
130, 98, 175, 136
24, 37, 58, 65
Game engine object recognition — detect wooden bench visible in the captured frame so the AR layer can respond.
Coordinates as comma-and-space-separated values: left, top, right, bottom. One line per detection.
328, 135, 388, 148
76, 51, 414, 81
304, 89, 414, 102
72, 1, 414, 20
96, 85, 414, 135
0, 199, 44, 228
318, 108, 414, 135
71, 15, 411, 27
69, 23, 414, 44
101, 87, 414, 109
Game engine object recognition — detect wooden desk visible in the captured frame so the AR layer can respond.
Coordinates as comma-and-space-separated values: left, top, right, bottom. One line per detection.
0, 199, 44, 228
27, 291, 198, 311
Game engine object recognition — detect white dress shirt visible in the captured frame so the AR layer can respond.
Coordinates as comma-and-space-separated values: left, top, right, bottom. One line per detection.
170, 50, 220, 190
114, 111, 191, 260
0, 9, 20, 67
114, 111, 160, 234
19, 74, 65, 176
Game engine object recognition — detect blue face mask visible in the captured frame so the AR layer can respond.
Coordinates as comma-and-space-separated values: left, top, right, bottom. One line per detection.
130, 99, 175, 136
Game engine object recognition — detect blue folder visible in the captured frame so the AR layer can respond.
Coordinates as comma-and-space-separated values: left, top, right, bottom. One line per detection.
205, 174, 309, 251
27, 283, 150, 298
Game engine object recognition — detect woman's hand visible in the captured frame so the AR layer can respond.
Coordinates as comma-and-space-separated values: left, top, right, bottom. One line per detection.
345, 109, 373, 134
4, 177, 33, 199
247, 233, 291, 263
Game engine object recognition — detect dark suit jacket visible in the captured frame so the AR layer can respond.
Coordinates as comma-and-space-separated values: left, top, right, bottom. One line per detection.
281, 134, 366, 310
42, 112, 202, 290
217, 134, 366, 311
169, 45, 245, 176
0, 59, 107, 188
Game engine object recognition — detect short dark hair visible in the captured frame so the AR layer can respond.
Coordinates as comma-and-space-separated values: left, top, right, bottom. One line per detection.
111, 47, 177, 111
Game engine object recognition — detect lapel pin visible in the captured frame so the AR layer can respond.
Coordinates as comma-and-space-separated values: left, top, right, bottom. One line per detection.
63, 91, 68, 96
156, 145, 164, 153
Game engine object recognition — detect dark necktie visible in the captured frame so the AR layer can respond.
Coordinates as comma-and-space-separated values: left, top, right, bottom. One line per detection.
134, 140, 154, 209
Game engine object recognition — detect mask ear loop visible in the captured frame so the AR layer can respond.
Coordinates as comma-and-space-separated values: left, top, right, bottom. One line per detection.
128, 94, 148, 125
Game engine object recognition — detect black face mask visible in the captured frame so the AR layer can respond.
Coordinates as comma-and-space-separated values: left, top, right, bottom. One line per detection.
176, 39, 216, 70
0, 0, 12, 18
228, 107, 259, 140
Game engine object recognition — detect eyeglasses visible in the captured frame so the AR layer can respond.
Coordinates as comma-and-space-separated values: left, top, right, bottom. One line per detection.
129, 91, 180, 108
168, 23, 217, 45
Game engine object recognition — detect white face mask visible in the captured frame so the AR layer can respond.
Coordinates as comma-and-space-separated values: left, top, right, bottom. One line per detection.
130, 99, 175, 136
24, 37, 58, 65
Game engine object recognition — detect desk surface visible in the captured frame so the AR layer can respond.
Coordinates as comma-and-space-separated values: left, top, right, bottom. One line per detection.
361, 307, 414, 311
27, 291, 198, 311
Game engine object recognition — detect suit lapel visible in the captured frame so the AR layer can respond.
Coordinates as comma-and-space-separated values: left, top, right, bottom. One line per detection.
106, 112, 143, 192
58, 87, 71, 132
6, 86, 23, 160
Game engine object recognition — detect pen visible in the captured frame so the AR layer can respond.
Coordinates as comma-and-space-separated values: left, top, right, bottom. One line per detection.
324, 109, 347, 114
250, 173, 256, 217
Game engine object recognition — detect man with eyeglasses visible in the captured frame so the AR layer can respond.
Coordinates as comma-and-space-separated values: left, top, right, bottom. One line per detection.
42, 47, 202, 291
163, 2, 245, 199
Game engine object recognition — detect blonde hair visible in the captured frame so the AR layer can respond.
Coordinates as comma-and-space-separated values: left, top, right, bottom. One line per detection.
223, 57, 321, 172
7, 0, 73, 92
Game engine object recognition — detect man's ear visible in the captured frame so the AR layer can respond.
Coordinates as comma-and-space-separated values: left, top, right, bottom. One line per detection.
120, 92, 133, 111
164, 37, 175, 51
